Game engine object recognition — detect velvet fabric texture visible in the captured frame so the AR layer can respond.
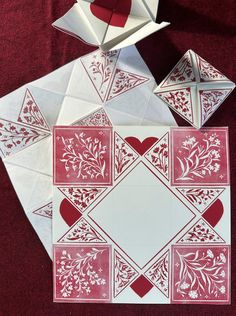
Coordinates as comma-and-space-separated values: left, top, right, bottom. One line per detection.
0, 0, 235, 315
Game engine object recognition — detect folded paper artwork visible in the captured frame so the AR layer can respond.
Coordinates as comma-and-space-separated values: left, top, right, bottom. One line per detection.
154, 50, 235, 129
53, 0, 169, 51
52, 125, 230, 304
0, 46, 175, 256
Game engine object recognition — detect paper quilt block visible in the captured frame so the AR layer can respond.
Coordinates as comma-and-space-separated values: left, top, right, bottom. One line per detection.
53, 125, 230, 304
154, 50, 235, 129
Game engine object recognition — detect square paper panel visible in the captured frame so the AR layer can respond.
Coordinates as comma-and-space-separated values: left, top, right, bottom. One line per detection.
53, 125, 230, 304
0, 46, 176, 257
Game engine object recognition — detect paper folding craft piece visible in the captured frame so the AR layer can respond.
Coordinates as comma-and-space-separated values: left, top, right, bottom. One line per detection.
53, 125, 230, 304
154, 50, 235, 129
53, 0, 169, 51
0, 46, 176, 256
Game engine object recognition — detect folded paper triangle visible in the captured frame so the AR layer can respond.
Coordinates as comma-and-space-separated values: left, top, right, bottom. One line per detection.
18, 89, 50, 132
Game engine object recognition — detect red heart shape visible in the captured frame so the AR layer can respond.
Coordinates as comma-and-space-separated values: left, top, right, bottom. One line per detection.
60, 198, 82, 226
125, 137, 158, 156
90, 0, 131, 27
202, 199, 224, 227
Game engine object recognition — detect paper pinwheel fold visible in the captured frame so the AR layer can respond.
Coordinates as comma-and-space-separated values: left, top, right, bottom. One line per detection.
154, 50, 235, 129
52, 0, 169, 51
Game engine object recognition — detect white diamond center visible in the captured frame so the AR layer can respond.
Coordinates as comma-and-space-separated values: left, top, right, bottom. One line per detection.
89, 163, 194, 267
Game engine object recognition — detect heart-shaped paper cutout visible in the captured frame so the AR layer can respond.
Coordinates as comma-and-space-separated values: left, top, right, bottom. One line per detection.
125, 137, 158, 156
60, 198, 82, 226
90, 0, 131, 27
202, 199, 224, 227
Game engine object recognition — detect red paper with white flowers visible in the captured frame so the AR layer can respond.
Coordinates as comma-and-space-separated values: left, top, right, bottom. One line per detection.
53, 122, 230, 304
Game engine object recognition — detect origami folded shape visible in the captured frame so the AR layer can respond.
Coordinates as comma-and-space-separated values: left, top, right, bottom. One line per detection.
53, 0, 169, 51
154, 50, 235, 129
0, 46, 176, 256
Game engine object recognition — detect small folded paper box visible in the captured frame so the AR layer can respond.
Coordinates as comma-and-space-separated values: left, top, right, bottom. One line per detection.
0, 46, 176, 257
154, 50, 235, 129
53, 0, 169, 51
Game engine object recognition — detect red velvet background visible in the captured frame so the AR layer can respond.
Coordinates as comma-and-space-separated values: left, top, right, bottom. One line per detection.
0, 1, 235, 315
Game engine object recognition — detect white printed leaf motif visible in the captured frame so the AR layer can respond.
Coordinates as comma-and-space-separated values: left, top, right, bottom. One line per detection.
175, 248, 227, 300
56, 248, 107, 298
177, 133, 221, 181
60, 132, 107, 180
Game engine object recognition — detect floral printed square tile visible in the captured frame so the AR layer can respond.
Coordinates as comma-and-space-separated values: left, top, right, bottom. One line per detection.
53, 126, 112, 186
54, 245, 111, 302
171, 245, 230, 304
171, 127, 229, 186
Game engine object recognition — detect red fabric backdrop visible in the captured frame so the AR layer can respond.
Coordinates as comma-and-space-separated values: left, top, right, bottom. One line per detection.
0, 0, 235, 314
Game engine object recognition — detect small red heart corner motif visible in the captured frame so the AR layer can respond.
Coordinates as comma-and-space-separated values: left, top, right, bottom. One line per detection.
90, 0, 132, 27
202, 199, 224, 227
125, 137, 158, 155
60, 198, 82, 226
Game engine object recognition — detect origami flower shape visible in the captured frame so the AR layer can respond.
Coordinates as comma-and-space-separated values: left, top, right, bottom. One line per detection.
53, 0, 169, 51
154, 50, 235, 129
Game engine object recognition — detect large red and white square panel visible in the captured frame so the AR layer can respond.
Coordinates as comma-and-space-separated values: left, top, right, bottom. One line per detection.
53, 125, 230, 304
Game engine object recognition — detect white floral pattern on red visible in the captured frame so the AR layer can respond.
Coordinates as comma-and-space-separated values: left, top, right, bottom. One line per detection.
160, 51, 195, 88
145, 133, 169, 180
172, 128, 229, 185
58, 218, 106, 243
145, 251, 169, 298
73, 108, 112, 127
176, 187, 225, 213
177, 219, 224, 243
17, 89, 50, 131
197, 55, 228, 82
157, 88, 193, 123
107, 69, 149, 100
81, 50, 120, 101
114, 133, 138, 180
114, 250, 139, 297
54, 127, 112, 185
58, 187, 107, 213
33, 202, 52, 219
200, 89, 232, 125
172, 245, 229, 303
54, 245, 111, 302
0, 118, 50, 157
